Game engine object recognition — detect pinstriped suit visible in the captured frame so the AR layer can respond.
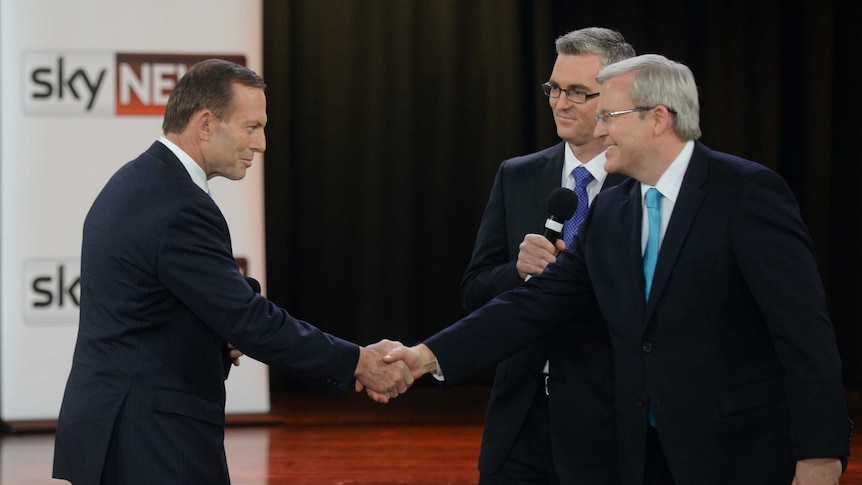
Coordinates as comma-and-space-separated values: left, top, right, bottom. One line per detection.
461, 141, 625, 484
54, 141, 359, 484
434, 142, 850, 484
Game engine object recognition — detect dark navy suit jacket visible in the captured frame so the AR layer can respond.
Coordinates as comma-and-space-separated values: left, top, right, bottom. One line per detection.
433, 142, 850, 484
53, 142, 358, 484
461, 141, 624, 483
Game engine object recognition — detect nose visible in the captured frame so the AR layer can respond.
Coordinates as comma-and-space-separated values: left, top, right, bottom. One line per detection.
252, 130, 266, 153
593, 118, 608, 138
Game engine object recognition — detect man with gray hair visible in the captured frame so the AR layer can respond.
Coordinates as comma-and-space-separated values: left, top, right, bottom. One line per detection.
460, 27, 633, 484
387, 54, 851, 484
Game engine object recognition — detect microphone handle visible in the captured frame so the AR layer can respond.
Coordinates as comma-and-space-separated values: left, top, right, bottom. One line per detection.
542, 228, 561, 244
543, 216, 565, 244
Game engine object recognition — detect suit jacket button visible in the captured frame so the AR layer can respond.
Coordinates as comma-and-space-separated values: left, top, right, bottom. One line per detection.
642, 342, 653, 352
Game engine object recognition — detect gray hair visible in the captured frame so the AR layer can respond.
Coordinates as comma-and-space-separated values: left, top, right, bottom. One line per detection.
597, 54, 702, 140
555, 27, 636, 68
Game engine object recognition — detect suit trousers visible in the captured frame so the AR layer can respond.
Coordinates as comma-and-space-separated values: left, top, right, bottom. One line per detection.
478, 382, 559, 485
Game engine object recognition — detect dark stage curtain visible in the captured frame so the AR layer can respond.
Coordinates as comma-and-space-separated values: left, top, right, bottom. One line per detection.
262, 0, 862, 388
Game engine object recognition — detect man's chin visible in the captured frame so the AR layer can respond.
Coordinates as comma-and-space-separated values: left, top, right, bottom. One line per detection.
558, 131, 595, 147
604, 151, 621, 173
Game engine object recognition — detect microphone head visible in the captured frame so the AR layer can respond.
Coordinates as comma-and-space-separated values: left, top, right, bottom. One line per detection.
546, 187, 578, 221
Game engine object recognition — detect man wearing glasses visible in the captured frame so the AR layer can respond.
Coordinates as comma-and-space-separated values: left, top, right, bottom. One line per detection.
388, 54, 851, 485
459, 27, 633, 484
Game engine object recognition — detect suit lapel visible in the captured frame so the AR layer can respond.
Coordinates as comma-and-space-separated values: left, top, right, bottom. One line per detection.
645, 142, 709, 320
534, 142, 566, 225
615, 181, 647, 309
602, 173, 627, 191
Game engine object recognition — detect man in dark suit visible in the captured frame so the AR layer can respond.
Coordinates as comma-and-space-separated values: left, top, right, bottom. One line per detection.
386, 54, 851, 484
460, 28, 633, 484
52, 59, 412, 485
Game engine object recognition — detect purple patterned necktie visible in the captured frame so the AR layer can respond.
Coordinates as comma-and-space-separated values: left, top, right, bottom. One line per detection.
561, 166, 594, 247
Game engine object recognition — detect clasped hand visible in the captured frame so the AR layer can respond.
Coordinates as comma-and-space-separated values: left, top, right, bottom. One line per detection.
354, 342, 438, 403
353, 339, 416, 403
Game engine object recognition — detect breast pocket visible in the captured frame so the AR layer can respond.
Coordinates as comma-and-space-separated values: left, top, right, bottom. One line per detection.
672, 249, 727, 278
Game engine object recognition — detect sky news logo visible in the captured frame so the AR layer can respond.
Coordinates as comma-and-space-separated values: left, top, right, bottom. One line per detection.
23, 259, 80, 325
23, 257, 250, 325
23, 52, 246, 116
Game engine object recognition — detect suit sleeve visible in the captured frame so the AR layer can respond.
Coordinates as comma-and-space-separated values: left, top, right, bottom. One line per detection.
431, 238, 597, 387
731, 169, 851, 459
460, 162, 526, 312
157, 200, 359, 398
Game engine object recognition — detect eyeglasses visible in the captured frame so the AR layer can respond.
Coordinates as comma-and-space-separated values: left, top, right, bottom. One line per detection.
595, 106, 677, 125
541, 82, 600, 104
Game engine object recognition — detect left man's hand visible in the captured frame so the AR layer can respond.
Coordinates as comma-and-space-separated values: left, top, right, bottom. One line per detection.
792, 457, 842, 485
353, 340, 414, 404
227, 343, 243, 366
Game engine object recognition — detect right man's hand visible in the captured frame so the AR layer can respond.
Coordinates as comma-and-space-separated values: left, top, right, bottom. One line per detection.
383, 344, 438, 380
516, 233, 566, 280
353, 345, 414, 404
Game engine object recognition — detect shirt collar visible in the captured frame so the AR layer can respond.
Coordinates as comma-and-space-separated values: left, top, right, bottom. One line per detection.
563, 143, 609, 186
158, 135, 209, 194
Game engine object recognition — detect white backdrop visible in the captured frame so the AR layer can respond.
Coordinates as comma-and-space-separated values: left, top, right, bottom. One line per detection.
0, 0, 270, 422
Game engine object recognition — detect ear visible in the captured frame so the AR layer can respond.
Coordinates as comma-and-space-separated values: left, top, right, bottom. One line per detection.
190, 109, 214, 141
651, 105, 675, 136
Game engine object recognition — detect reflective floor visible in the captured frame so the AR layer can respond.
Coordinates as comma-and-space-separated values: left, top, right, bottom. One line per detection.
1, 385, 486, 485
2, 385, 860, 484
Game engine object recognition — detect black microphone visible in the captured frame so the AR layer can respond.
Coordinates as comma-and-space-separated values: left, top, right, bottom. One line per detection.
224, 276, 262, 379
542, 187, 578, 244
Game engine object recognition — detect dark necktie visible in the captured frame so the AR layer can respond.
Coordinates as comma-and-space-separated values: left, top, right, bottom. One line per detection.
562, 166, 594, 247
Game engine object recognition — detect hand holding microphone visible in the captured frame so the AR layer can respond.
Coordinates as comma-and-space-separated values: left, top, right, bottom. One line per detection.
517, 188, 578, 280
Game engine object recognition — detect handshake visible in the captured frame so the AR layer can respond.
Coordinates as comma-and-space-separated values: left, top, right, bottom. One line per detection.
352, 339, 440, 403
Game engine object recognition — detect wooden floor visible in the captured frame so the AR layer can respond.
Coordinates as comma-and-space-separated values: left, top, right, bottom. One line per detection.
1, 384, 860, 484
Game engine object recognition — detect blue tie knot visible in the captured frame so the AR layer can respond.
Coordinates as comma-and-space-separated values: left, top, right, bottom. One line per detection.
573, 166, 594, 187
646, 187, 661, 209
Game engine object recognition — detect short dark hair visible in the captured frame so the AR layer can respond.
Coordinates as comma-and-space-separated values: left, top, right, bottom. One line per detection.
162, 58, 266, 134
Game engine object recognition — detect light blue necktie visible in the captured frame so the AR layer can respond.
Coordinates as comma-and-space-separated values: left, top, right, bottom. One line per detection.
562, 166, 594, 247
643, 188, 662, 299
643, 187, 662, 427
